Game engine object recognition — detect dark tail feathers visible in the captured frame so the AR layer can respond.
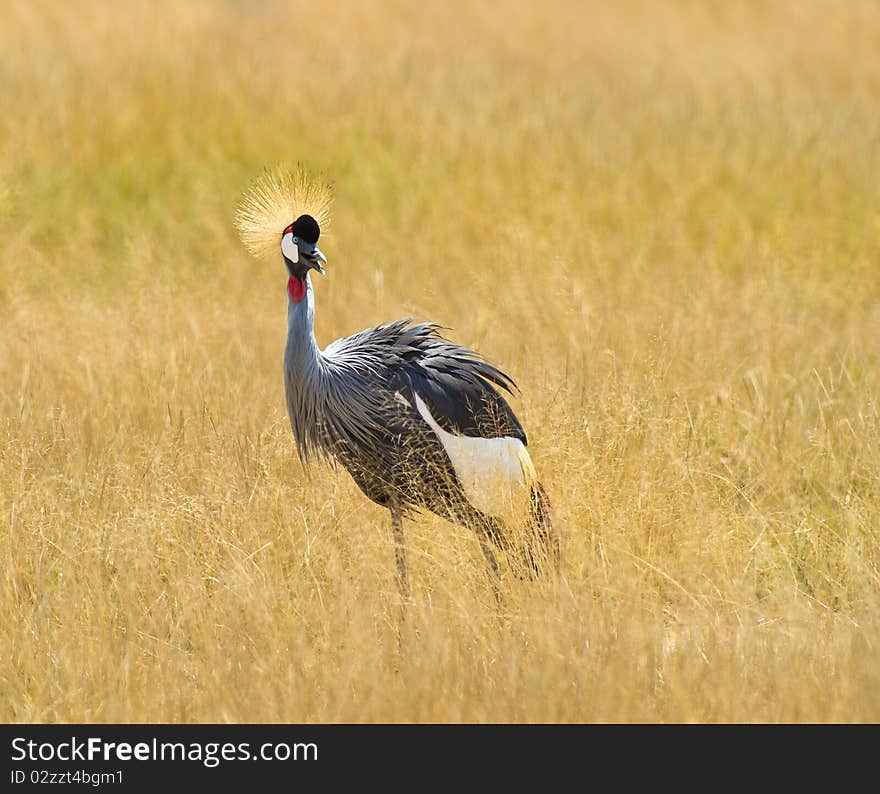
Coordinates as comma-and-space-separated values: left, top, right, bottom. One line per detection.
519, 482, 559, 578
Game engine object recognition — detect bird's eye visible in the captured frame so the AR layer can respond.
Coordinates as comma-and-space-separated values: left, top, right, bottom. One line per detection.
292, 237, 298, 245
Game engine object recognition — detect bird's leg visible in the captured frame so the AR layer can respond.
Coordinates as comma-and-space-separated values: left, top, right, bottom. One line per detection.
390, 506, 411, 661
475, 528, 500, 577
472, 521, 503, 606
390, 506, 409, 602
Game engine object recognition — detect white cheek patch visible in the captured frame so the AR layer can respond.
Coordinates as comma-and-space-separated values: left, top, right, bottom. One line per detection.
281, 233, 299, 263
413, 392, 534, 518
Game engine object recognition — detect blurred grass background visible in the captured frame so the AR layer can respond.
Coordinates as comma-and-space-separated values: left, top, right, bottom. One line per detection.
1, 0, 879, 721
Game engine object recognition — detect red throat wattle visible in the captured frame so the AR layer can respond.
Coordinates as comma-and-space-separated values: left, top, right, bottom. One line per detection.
288, 276, 306, 303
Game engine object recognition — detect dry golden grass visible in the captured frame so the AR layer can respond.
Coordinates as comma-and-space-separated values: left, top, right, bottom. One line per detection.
2, 0, 879, 722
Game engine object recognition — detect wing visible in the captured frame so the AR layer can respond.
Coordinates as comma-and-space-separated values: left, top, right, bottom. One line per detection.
324, 320, 527, 444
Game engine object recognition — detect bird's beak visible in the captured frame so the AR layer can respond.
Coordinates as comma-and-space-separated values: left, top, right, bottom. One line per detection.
308, 247, 327, 275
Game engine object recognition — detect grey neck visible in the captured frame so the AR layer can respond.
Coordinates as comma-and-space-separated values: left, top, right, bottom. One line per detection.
285, 275, 322, 373
284, 274, 326, 461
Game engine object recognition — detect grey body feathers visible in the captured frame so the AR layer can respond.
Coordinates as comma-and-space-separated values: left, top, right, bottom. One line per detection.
284, 275, 523, 526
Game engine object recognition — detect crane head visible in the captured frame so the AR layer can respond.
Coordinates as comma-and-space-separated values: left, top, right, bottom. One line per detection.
281, 214, 327, 278
234, 166, 333, 265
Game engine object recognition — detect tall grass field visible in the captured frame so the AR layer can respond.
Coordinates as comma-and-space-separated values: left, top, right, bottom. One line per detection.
1, 0, 879, 722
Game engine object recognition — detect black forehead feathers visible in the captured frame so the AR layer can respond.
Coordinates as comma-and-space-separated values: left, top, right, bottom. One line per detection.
291, 214, 320, 244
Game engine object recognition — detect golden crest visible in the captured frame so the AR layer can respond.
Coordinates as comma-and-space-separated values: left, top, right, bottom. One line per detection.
235, 166, 333, 259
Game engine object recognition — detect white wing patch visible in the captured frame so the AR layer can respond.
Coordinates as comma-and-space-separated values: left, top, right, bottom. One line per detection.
413, 392, 534, 519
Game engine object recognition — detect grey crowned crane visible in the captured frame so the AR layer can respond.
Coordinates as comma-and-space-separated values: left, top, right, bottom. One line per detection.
236, 169, 557, 599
